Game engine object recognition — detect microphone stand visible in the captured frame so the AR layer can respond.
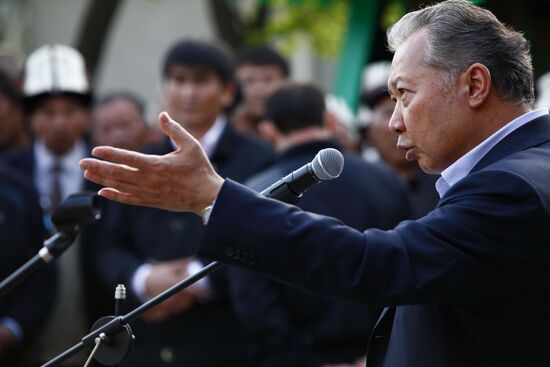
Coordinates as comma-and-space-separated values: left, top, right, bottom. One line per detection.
43, 149, 343, 366
0, 192, 101, 298
42, 184, 297, 367
0, 232, 73, 298
42, 261, 224, 367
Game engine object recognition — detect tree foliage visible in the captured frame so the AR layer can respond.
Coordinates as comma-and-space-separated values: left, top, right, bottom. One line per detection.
245, 0, 349, 58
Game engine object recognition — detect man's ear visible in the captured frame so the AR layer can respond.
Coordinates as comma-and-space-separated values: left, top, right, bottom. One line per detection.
258, 120, 281, 146
462, 63, 491, 109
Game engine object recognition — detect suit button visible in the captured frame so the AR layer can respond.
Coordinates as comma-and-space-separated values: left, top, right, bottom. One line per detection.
239, 249, 248, 263
160, 346, 174, 363
225, 247, 234, 257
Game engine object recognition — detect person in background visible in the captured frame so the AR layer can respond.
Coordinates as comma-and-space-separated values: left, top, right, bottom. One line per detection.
91, 39, 275, 366
92, 92, 149, 151
0, 70, 28, 152
88, 91, 152, 332
0, 161, 55, 367
231, 45, 289, 138
231, 82, 410, 367
324, 93, 362, 154
359, 61, 439, 218
2, 44, 94, 365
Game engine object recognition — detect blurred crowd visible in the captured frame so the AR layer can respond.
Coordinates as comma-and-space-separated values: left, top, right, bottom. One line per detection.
0, 37, 495, 366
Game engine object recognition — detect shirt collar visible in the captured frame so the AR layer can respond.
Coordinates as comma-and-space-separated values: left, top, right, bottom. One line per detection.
169, 115, 227, 158
435, 107, 549, 198
34, 138, 87, 172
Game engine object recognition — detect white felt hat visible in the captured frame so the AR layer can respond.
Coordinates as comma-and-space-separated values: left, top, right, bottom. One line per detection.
23, 44, 89, 97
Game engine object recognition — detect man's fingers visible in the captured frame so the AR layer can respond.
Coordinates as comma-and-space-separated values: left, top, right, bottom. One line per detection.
90, 146, 155, 170
158, 111, 196, 149
83, 170, 143, 194
81, 158, 140, 183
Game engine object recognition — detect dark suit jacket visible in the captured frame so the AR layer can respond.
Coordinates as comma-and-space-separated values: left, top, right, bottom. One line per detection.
0, 161, 56, 366
230, 140, 411, 366
93, 123, 275, 366
199, 114, 550, 367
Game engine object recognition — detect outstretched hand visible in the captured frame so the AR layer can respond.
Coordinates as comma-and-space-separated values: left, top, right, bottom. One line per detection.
80, 112, 224, 214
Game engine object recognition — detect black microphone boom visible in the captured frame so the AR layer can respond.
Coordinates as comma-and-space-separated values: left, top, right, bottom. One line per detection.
0, 192, 101, 299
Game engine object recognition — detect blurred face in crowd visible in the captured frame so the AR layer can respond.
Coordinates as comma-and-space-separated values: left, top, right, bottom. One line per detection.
163, 65, 233, 131
388, 29, 470, 174
236, 64, 286, 119
93, 98, 147, 151
30, 96, 89, 156
0, 94, 23, 150
367, 97, 413, 173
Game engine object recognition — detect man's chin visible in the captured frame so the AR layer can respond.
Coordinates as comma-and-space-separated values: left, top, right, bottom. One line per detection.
46, 142, 73, 156
418, 159, 443, 175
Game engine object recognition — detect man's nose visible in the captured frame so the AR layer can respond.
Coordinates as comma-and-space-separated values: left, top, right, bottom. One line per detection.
176, 83, 196, 98
388, 105, 405, 133
51, 112, 69, 129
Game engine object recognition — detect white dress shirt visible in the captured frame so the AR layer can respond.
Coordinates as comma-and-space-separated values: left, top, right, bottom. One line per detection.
34, 138, 87, 212
31, 138, 89, 361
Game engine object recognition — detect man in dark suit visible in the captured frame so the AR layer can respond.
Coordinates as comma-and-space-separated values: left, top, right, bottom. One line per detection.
230, 83, 410, 366
92, 40, 274, 366
80, 1, 550, 366
0, 70, 28, 152
231, 45, 289, 138
2, 44, 96, 364
0, 162, 55, 367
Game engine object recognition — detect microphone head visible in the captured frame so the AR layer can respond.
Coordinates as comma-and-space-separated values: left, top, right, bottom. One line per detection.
311, 148, 344, 181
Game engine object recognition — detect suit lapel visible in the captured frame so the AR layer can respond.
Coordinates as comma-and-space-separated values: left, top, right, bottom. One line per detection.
209, 122, 234, 166
365, 306, 396, 366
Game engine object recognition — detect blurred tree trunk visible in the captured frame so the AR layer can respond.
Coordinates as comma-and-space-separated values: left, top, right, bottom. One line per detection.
75, 0, 124, 77
208, 0, 269, 52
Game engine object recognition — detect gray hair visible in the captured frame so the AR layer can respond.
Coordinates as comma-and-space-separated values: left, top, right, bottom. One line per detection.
387, 0, 534, 106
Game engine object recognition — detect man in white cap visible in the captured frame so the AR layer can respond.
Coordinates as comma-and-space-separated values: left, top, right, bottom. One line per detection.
3, 44, 94, 365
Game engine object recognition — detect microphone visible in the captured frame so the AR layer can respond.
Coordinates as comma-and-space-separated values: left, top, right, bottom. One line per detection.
260, 148, 344, 203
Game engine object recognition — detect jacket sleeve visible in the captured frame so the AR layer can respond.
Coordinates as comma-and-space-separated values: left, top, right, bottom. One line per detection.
199, 170, 550, 307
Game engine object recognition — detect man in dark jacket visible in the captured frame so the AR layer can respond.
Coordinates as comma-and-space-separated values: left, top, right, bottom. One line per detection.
81, 2, 550, 366
92, 40, 275, 366
2, 44, 95, 364
0, 162, 55, 367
